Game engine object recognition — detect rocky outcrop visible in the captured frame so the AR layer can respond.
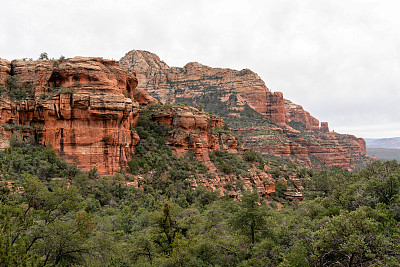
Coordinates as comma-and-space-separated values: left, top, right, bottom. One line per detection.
134, 104, 276, 197
0, 56, 278, 197
320, 122, 329, 132
266, 92, 287, 126
285, 99, 319, 131
192, 166, 276, 199
0, 59, 11, 87
120, 49, 370, 170
10, 57, 145, 96
0, 57, 157, 174
150, 105, 237, 169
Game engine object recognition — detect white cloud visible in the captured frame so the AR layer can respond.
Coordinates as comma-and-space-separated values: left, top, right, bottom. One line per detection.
1, 0, 399, 138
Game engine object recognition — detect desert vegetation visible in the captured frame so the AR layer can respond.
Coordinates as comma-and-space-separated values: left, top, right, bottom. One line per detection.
0, 126, 399, 266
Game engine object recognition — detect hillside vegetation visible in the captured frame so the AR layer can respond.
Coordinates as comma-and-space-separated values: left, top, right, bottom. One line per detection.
0, 131, 399, 266
367, 148, 400, 161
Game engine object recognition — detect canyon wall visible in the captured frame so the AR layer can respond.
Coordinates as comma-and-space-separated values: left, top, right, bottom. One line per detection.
120, 50, 287, 126
120, 50, 369, 170
0, 57, 156, 174
0, 51, 370, 176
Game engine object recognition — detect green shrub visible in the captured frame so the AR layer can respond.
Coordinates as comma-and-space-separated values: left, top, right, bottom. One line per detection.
275, 179, 288, 197
39, 52, 49, 60
39, 93, 47, 100
123, 91, 131, 98
220, 162, 233, 174
271, 168, 281, 178
58, 87, 76, 94
73, 81, 82, 87
209, 150, 250, 176
6, 76, 26, 100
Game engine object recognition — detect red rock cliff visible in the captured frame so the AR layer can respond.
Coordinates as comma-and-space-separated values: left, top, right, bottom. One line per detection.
285, 99, 320, 131
120, 50, 287, 126
0, 59, 11, 87
120, 50, 370, 170
0, 57, 156, 174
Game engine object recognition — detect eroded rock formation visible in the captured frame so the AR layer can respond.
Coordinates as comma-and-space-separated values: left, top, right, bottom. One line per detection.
0, 57, 156, 174
120, 50, 370, 170
120, 50, 286, 126
0, 59, 11, 87
285, 99, 319, 131
151, 105, 237, 169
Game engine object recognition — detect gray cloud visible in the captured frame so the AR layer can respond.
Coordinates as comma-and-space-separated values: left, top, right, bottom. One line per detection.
1, 0, 399, 138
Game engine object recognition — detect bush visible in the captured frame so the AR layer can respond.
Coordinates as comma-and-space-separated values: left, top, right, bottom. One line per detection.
39, 52, 49, 60
9, 132, 24, 147
220, 162, 233, 174
243, 150, 258, 162
275, 179, 288, 197
271, 168, 281, 179
128, 157, 141, 174
209, 150, 250, 176
58, 87, 76, 94
0, 138, 82, 181
6, 76, 26, 100
73, 81, 82, 87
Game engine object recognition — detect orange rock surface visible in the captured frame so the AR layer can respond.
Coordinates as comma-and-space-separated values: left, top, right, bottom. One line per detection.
0, 57, 156, 174
285, 99, 320, 131
0, 59, 11, 87
320, 122, 329, 132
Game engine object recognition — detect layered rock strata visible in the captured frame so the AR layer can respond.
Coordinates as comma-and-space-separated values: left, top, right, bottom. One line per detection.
0, 57, 156, 174
120, 50, 287, 126
0, 59, 11, 87
120, 50, 369, 169
285, 99, 319, 131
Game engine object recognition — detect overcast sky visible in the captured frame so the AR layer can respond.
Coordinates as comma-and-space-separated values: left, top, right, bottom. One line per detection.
1, 0, 399, 138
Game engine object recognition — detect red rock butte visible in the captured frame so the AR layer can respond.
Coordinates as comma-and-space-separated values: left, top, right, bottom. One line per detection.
0, 57, 156, 175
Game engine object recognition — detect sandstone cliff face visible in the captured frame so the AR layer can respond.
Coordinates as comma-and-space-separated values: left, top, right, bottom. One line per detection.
120, 50, 370, 170
0, 57, 156, 174
11, 57, 142, 96
266, 92, 287, 126
0, 55, 287, 198
285, 99, 319, 131
0, 59, 11, 87
120, 50, 287, 126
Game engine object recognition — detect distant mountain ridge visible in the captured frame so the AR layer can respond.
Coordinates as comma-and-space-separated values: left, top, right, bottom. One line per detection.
366, 138, 400, 149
